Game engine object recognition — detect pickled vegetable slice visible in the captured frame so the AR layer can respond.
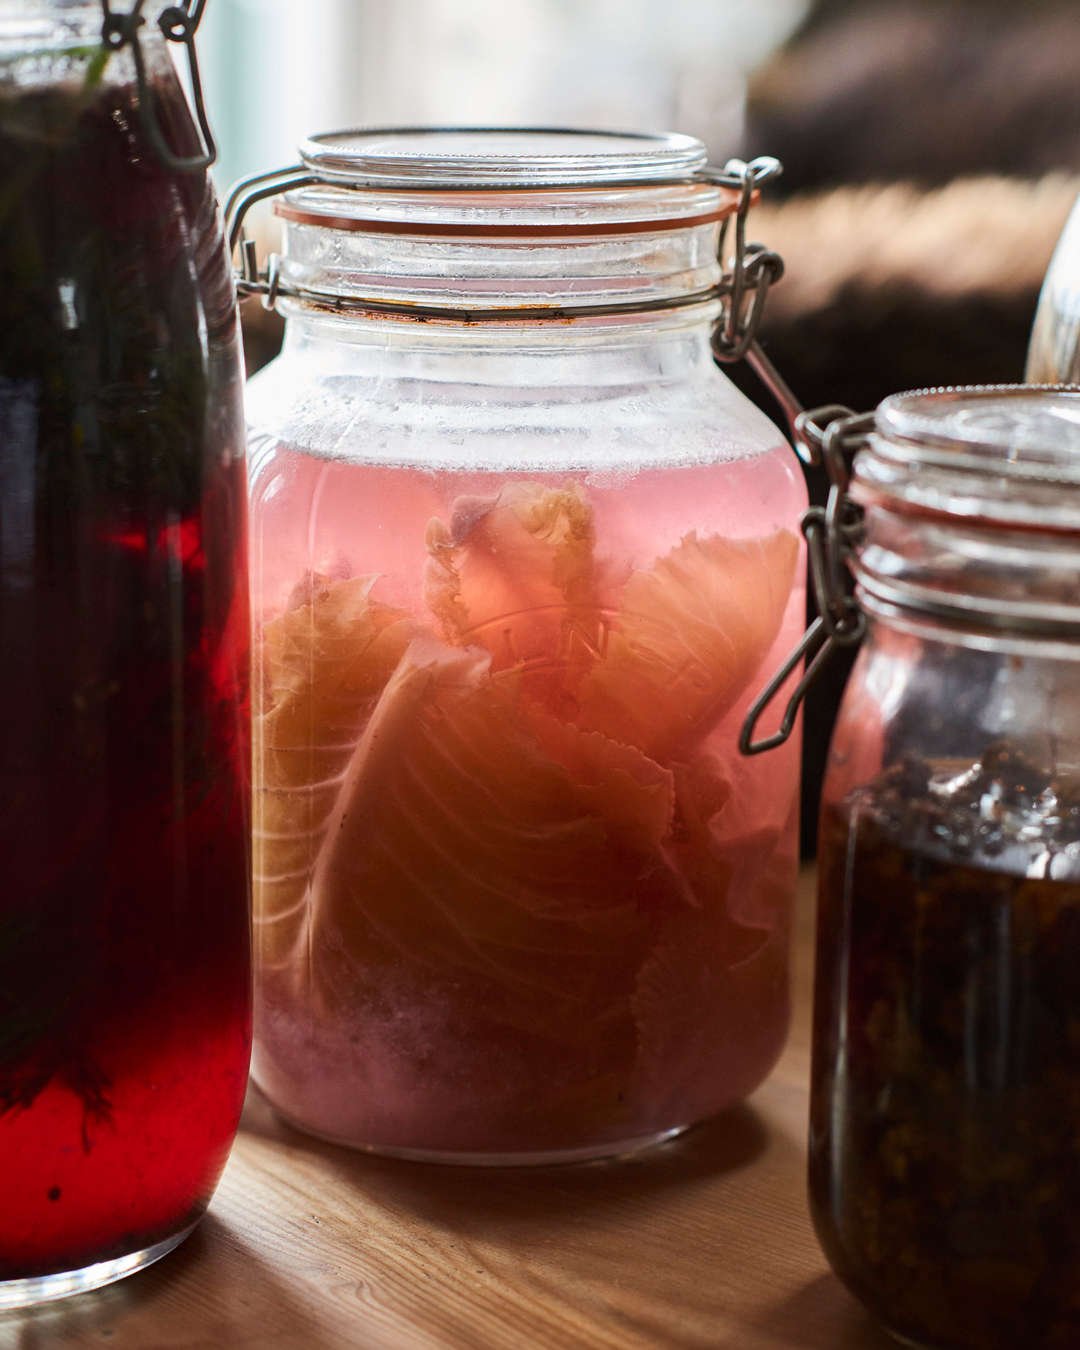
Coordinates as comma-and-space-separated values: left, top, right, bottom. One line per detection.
576, 528, 799, 761
525, 712, 675, 859
253, 575, 426, 971
630, 753, 788, 1121
424, 481, 598, 714
308, 637, 687, 1043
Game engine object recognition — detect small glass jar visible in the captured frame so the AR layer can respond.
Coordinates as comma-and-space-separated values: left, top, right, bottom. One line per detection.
810, 387, 1080, 1350
244, 129, 808, 1163
0, 2, 250, 1307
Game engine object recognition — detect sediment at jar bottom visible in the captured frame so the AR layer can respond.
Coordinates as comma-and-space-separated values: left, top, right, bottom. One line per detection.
252, 479, 800, 1152
812, 760, 1080, 1350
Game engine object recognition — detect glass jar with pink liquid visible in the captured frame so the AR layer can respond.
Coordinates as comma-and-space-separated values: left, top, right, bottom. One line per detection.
239, 129, 807, 1162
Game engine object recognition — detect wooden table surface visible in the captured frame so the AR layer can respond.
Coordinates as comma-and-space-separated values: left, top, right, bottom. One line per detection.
1, 868, 895, 1350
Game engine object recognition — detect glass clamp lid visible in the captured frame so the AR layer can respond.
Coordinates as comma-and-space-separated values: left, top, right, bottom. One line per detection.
277, 129, 730, 242
223, 127, 813, 455
296, 127, 710, 190
100, 0, 217, 172
224, 127, 797, 395
859, 384, 1080, 528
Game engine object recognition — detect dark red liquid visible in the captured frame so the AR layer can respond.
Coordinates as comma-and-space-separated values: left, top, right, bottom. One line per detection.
0, 53, 250, 1279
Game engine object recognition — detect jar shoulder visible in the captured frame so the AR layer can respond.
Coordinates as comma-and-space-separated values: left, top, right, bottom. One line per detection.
244, 335, 790, 473
822, 621, 1080, 848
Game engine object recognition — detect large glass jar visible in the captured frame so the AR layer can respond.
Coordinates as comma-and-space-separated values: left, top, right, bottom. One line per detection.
0, 2, 250, 1306
245, 129, 807, 1163
811, 387, 1080, 1349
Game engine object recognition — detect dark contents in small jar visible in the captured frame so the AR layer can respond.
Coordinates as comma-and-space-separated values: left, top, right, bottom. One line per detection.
812, 741, 1080, 1350
0, 54, 250, 1279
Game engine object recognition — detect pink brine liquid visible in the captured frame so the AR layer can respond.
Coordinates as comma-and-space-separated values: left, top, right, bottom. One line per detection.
250, 442, 804, 1159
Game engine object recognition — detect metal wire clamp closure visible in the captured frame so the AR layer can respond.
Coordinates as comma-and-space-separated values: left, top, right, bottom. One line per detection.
223, 153, 812, 411
100, 0, 216, 172
706, 158, 817, 465
739, 409, 874, 756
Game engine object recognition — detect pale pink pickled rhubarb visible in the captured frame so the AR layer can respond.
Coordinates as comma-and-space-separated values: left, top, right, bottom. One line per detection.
576, 528, 799, 759
309, 638, 685, 1044
253, 575, 425, 973
425, 481, 599, 716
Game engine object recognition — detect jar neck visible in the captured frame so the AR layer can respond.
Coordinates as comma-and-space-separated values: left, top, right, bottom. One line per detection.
1, 3, 172, 47
2, 5, 175, 93
275, 301, 724, 388
276, 182, 726, 317
853, 501, 1080, 649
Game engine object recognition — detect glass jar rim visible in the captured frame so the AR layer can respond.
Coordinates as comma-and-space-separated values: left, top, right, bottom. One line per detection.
849, 385, 1080, 640
740, 384, 1080, 755
876, 384, 1080, 481
285, 128, 729, 239
298, 126, 709, 190
0, 2, 172, 47
854, 384, 1080, 532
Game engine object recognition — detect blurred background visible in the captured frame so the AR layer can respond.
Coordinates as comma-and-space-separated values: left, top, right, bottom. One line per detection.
206, 0, 1080, 850
200, 0, 809, 194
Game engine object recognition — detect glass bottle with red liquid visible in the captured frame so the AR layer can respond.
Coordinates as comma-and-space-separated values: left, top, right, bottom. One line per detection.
239, 130, 807, 1162
0, 2, 250, 1306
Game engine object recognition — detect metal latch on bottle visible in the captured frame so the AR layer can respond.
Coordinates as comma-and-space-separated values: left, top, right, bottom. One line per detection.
100, 0, 216, 171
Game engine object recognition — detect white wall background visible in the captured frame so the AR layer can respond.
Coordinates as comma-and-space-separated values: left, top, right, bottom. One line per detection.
199, 0, 808, 197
